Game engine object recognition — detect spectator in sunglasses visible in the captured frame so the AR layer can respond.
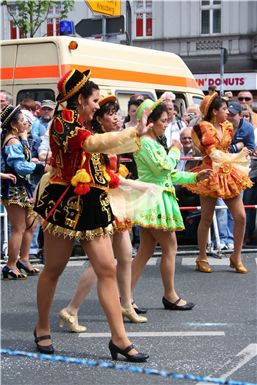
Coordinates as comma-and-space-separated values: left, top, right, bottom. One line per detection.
237, 91, 257, 128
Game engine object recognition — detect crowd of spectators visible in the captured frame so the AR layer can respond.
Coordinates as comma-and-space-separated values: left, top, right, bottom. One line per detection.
0, 87, 256, 270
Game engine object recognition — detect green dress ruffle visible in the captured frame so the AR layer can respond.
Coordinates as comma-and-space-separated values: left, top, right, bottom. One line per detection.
133, 137, 197, 231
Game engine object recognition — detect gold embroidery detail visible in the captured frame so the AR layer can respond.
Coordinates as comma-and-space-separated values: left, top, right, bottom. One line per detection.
91, 153, 107, 184
100, 192, 112, 222
40, 221, 115, 241
132, 220, 185, 232
64, 195, 82, 229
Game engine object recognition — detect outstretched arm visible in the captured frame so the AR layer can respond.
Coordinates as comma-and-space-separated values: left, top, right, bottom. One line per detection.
83, 108, 153, 154
83, 127, 140, 154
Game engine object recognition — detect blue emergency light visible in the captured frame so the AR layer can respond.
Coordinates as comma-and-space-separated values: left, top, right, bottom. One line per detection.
60, 20, 75, 36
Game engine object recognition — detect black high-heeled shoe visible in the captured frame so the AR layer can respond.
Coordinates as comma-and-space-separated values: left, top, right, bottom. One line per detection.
16, 260, 40, 276
2, 265, 27, 280
132, 301, 148, 314
108, 340, 149, 362
34, 328, 55, 355
162, 296, 195, 311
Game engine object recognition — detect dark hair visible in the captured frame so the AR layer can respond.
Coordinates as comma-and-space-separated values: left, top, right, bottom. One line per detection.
128, 98, 144, 108
91, 101, 119, 134
1, 109, 22, 141
124, 98, 143, 124
148, 103, 168, 124
148, 103, 169, 152
204, 96, 227, 122
66, 80, 99, 109
91, 100, 119, 167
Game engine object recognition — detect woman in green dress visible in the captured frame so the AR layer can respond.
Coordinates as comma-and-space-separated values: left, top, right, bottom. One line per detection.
131, 100, 212, 311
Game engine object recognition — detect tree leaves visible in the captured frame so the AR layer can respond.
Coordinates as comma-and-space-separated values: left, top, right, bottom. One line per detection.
1, 0, 75, 37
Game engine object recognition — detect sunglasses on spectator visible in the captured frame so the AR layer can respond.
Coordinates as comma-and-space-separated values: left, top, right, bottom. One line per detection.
238, 97, 252, 101
242, 114, 250, 118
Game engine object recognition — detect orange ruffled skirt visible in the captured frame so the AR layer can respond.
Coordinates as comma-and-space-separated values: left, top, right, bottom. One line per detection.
184, 158, 253, 199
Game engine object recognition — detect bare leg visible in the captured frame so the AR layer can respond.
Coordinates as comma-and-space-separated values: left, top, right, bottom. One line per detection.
81, 236, 137, 353
64, 230, 133, 313
148, 229, 187, 305
131, 228, 156, 294
65, 264, 96, 315
197, 196, 216, 261
19, 213, 38, 268
224, 196, 246, 263
35, 231, 73, 346
63, 230, 141, 326
113, 231, 132, 309
5, 204, 26, 271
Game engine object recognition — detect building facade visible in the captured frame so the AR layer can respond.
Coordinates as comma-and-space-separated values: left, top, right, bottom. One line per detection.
129, 0, 257, 98
1, 0, 257, 97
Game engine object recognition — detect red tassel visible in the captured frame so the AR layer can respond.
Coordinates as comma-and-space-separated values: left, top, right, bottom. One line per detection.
74, 183, 90, 195
108, 171, 120, 189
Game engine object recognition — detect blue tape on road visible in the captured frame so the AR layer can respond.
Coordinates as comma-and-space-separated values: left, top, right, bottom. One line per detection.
1, 348, 256, 385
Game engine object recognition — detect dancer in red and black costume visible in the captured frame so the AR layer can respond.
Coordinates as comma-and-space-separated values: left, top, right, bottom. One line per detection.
33, 69, 149, 362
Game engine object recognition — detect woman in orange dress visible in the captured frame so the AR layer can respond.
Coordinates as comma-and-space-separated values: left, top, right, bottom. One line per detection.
185, 92, 252, 273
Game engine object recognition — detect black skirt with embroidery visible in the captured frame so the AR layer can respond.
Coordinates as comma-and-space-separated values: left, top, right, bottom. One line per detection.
1, 176, 34, 208
34, 183, 115, 240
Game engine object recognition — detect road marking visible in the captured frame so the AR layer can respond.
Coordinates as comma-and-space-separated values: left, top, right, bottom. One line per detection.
33, 261, 86, 268
182, 257, 230, 266
146, 258, 159, 265
34, 259, 157, 269
220, 344, 257, 380
196, 344, 257, 385
79, 331, 225, 338
186, 322, 228, 326
66, 261, 85, 267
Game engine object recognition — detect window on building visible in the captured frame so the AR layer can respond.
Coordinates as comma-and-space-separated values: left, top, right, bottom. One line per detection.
47, 3, 61, 36
7, 3, 61, 38
135, 0, 152, 38
201, 0, 221, 34
8, 4, 25, 39
47, 18, 60, 36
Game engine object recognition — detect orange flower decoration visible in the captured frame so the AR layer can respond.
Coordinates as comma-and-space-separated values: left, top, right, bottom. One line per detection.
220, 162, 232, 174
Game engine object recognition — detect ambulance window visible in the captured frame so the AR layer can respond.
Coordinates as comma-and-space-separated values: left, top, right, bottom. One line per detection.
116, 91, 155, 117
17, 89, 55, 104
16, 43, 58, 67
172, 93, 186, 117
192, 96, 203, 105
156, 90, 187, 115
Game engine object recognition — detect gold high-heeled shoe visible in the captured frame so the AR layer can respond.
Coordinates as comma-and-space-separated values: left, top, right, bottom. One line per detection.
58, 308, 87, 333
196, 259, 212, 273
121, 306, 147, 323
229, 257, 248, 274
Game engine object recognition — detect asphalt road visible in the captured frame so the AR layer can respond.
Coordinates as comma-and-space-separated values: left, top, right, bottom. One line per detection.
1, 250, 257, 385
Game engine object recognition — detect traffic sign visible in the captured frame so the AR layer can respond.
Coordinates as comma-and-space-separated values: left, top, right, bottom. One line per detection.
85, 1, 121, 16
75, 16, 124, 38
76, 18, 102, 37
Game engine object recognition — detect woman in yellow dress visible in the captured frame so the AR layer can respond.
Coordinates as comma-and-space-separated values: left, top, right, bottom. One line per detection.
185, 92, 252, 273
